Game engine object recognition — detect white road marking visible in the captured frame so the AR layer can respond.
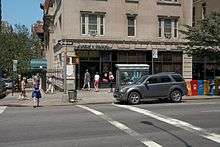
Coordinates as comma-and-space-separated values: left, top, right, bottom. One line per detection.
113, 104, 220, 144
0, 106, 7, 114
202, 110, 220, 113
77, 105, 162, 147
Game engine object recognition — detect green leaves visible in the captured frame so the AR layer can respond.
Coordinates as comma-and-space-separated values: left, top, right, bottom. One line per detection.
180, 12, 220, 59
0, 23, 42, 77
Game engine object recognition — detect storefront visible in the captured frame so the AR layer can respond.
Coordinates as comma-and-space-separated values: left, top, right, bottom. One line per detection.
52, 39, 190, 90
75, 49, 183, 88
193, 57, 220, 80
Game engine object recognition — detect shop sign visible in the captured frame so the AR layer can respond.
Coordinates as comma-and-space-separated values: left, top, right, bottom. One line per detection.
152, 49, 158, 59
75, 44, 112, 50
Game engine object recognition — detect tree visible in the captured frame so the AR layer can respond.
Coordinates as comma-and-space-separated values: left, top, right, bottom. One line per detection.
180, 12, 220, 60
0, 23, 43, 77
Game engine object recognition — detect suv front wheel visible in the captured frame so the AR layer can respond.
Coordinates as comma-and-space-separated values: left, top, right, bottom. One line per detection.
170, 90, 182, 103
128, 91, 140, 105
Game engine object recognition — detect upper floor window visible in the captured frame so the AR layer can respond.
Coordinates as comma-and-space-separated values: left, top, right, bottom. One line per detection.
80, 12, 105, 36
202, 2, 206, 19
127, 16, 136, 36
158, 17, 179, 39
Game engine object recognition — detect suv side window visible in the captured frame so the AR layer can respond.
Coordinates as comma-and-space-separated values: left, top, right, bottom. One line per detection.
171, 75, 184, 82
160, 76, 171, 83
147, 76, 159, 84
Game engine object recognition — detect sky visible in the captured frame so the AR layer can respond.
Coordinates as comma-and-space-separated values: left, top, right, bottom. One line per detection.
2, 0, 44, 30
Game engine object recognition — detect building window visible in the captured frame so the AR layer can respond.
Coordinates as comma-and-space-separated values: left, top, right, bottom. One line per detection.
88, 15, 98, 36
174, 19, 178, 37
193, 6, 195, 27
164, 19, 172, 39
100, 15, 104, 35
81, 13, 105, 36
159, 19, 162, 37
81, 14, 86, 35
202, 2, 206, 19
128, 17, 135, 36
158, 18, 178, 39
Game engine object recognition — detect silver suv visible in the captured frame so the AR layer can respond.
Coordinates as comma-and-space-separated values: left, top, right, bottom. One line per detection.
114, 72, 187, 105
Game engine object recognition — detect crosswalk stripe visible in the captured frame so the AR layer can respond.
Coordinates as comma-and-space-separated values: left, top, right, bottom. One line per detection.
113, 104, 220, 144
77, 105, 162, 147
0, 106, 7, 114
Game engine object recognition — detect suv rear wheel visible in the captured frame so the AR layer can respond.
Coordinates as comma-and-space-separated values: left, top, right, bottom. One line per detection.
128, 91, 140, 105
170, 90, 182, 103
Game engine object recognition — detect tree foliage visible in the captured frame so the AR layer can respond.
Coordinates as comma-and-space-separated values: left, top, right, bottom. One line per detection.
180, 12, 220, 60
0, 23, 42, 77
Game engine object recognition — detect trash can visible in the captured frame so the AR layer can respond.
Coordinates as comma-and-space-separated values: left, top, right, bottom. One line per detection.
209, 80, 215, 96
198, 80, 204, 96
68, 90, 77, 103
190, 80, 198, 96
204, 80, 209, 95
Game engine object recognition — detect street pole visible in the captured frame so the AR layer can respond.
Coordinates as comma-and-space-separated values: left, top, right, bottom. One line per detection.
152, 55, 154, 74
63, 43, 67, 94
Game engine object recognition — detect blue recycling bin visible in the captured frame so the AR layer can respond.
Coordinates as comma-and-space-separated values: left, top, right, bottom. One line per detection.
198, 80, 204, 95
209, 80, 215, 96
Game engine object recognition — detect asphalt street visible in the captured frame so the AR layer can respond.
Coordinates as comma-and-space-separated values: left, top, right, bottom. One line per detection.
0, 100, 220, 147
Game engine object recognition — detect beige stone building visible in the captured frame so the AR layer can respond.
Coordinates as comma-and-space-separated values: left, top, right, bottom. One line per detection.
42, 0, 193, 90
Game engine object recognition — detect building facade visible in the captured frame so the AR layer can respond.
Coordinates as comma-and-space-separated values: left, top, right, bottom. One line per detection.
42, 0, 193, 90
192, 0, 220, 80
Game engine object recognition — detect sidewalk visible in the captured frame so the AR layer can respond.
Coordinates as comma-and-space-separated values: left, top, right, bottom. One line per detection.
1, 88, 220, 107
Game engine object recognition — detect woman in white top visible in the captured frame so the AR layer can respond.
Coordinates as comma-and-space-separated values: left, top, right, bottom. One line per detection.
94, 72, 100, 92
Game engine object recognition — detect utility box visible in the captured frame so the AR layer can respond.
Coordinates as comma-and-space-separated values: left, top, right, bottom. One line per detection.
115, 64, 149, 91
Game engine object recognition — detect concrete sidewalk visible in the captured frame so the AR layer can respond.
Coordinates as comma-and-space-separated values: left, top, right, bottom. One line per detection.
1, 88, 220, 107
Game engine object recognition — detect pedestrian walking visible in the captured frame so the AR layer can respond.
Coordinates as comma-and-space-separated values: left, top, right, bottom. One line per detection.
94, 72, 100, 92
82, 69, 91, 90
108, 71, 114, 92
32, 79, 42, 108
18, 77, 27, 100
46, 76, 54, 94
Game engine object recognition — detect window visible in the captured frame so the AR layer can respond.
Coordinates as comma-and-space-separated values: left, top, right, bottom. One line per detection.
164, 19, 172, 39
174, 19, 178, 37
128, 17, 135, 36
192, 6, 195, 27
158, 17, 178, 38
148, 77, 159, 84
202, 3, 206, 19
80, 13, 105, 36
171, 75, 184, 82
100, 15, 104, 35
88, 15, 98, 35
81, 14, 86, 35
159, 19, 162, 37
160, 76, 171, 83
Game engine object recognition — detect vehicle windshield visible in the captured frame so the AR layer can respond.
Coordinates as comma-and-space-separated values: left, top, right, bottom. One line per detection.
132, 75, 148, 85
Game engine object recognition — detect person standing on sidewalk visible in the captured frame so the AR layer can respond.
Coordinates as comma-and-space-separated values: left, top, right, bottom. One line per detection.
94, 72, 100, 92
108, 71, 114, 93
18, 77, 27, 100
46, 76, 54, 94
32, 78, 42, 108
82, 69, 91, 91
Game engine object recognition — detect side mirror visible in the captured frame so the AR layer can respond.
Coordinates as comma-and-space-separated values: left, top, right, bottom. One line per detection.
145, 81, 149, 86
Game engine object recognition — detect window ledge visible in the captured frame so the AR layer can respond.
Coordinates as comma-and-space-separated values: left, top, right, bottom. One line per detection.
125, 0, 139, 3
157, 1, 181, 6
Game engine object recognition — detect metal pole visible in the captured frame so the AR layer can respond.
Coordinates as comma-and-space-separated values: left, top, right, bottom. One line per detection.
63, 43, 67, 94
152, 51, 154, 74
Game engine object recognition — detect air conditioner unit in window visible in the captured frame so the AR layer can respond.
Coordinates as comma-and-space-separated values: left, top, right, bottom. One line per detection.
89, 30, 97, 37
